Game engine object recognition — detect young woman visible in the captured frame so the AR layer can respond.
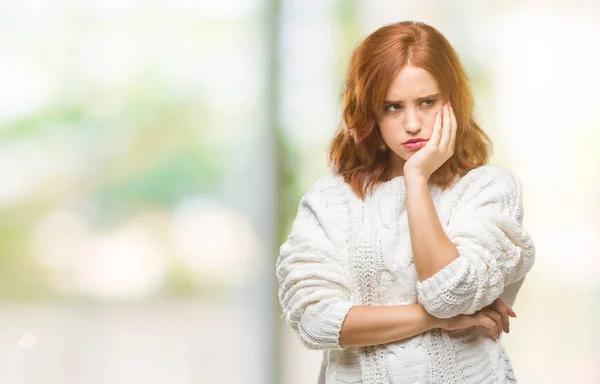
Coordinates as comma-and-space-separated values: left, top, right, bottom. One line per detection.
276, 21, 536, 384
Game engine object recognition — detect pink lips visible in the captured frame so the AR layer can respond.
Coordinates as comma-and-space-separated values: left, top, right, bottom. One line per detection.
402, 140, 428, 150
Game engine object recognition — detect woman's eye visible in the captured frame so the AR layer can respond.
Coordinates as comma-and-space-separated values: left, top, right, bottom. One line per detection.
421, 99, 436, 108
385, 104, 402, 112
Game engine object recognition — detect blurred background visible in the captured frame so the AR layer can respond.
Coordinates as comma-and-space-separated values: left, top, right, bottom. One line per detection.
0, 0, 598, 383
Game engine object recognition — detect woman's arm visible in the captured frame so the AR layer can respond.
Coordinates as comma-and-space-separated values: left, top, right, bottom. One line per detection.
403, 102, 460, 282
401, 104, 535, 319
405, 174, 459, 281
338, 304, 438, 348
277, 184, 356, 351
407, 168, 536, 319
339, 298, 514, 348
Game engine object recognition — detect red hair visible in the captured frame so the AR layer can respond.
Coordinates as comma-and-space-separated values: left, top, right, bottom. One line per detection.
329, 21, 492, 199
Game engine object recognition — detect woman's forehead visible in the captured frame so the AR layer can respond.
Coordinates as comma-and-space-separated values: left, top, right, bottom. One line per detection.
385, 66, 441, 101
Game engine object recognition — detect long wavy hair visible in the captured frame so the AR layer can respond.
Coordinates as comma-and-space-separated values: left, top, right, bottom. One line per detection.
329, 21, 492, 199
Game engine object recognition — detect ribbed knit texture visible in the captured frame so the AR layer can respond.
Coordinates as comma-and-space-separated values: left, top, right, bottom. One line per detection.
276, 164, 536, 383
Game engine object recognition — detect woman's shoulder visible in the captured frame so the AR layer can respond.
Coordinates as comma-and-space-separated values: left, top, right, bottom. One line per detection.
303, 173, 354, 203
453, 164, 522, 194
295, 173, 354, 244
448, 164, 525, 218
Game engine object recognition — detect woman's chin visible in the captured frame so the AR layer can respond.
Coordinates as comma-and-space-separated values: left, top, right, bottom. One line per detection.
389, 149, 412, 163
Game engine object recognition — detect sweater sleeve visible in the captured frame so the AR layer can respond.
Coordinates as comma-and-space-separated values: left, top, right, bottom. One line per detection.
276, 189, 354, 350
416, 168, 536, 319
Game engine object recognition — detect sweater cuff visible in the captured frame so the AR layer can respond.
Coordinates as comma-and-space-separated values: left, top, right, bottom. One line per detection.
416, 256, 470, 316
305, 300, 355, 350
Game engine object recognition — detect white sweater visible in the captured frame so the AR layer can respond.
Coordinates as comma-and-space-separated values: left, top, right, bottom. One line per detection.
276, 164, 536, 384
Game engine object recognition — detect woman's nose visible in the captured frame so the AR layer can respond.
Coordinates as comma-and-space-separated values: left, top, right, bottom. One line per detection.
403, 107, 421, 133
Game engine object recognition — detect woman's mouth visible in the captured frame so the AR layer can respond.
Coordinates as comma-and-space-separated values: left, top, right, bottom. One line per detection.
402, 140, 428, 150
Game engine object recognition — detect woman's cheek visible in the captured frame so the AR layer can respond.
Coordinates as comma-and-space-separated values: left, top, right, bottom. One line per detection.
429, 109, 443, 128
422, 115, 433, 131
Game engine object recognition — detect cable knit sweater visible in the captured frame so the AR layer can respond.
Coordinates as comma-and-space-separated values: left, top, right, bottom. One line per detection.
276, 164, 536, 384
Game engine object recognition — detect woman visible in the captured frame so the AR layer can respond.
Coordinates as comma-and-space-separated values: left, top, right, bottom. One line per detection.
276, 21, 536, 384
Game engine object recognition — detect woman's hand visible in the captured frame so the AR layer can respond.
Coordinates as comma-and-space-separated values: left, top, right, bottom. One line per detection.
475, 298, 516, 339
436, 299, 516, 340
403, 100, 456, 180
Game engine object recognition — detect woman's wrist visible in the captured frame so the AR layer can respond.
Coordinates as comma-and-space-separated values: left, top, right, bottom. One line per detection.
419, 304, 442, 330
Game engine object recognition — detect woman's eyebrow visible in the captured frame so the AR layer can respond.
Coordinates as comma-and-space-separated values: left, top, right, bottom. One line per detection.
383, 93, 440, 104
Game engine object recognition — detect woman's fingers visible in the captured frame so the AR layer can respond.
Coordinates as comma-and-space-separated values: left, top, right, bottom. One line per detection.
449, 102, 457, 151
491, 301, 511, 333
429, 110, 442, 147
439, 101, 451, 149
477, 313, 499, 339
441, 300, 516, 339
491, 305, 510, 334
495, 298, 517, 318
483, 309, 503, 339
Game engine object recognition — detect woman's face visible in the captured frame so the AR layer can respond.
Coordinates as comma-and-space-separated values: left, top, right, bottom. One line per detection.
378, 65, 446, 164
